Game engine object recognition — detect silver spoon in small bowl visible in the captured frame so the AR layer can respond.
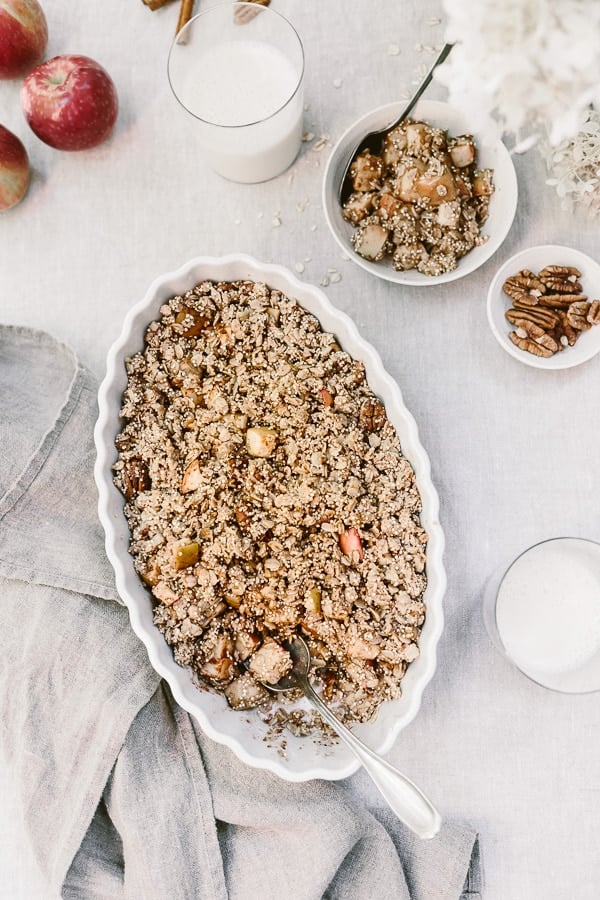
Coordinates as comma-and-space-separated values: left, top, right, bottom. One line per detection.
338, 42, 453, 205
263, 635, 441, 840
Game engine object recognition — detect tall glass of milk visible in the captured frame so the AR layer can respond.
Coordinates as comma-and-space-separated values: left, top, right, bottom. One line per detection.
168, 3, 304, 183
483, 537, 600, 693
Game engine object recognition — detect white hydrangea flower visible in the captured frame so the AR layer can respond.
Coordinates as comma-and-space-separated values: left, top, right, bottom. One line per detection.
435, 0, 600, 147
544, 108, 600, 216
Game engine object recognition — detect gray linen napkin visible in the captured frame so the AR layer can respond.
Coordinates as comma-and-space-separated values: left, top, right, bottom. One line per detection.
0, 325, 481, 900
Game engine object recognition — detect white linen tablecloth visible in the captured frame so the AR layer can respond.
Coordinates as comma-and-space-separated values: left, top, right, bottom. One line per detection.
1, 1, 599, 897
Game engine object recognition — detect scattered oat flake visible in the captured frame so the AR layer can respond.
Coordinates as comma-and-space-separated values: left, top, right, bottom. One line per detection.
426, 16, 442, 25
415, 43, 423, 52
330, 272, 342, 283
333, 77, 343, 88
304, 256, 312, 263
388, 43, 400, 56
312, 137, 328, 152
272, 215, 281, 227
310, 224, 317, 231
257, 211, 264, 219
294, 262, 305, 273
399, 89, 410, 99
302, 131, 315, 142
320, 276, 330, 287
234, 218, 241, 225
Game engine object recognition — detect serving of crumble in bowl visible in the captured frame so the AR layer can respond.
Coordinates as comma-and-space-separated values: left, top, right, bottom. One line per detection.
94, 254, 445, 781
323, 100, 518, 286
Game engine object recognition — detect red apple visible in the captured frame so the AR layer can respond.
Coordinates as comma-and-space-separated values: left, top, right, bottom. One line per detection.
21, 54, 118, 151
0, 0, 48, 79
0, 124, 30, 210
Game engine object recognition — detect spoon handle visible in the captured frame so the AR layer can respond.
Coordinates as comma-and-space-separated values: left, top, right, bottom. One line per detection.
392, 42, 453, 127
301, 678, 441, 840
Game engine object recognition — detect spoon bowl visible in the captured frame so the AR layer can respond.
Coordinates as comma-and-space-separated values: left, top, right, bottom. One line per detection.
262, 635, 442, 840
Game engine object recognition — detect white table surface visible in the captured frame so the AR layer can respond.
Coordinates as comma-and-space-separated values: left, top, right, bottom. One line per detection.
2, 1, 600, 898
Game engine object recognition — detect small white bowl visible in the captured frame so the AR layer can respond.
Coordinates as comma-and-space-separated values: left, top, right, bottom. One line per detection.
94, 254, 446, 782
487, 245, 600, 369
322, 99, 518, 286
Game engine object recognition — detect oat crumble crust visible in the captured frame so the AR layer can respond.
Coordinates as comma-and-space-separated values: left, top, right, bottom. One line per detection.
114, 280, 427, 725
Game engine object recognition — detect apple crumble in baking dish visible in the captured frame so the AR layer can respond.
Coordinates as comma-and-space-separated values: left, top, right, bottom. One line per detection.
114, 279, 427, 724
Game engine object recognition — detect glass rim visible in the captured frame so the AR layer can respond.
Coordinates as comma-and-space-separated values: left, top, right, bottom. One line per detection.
492, 535, 600, 695
167, 2, 305, 130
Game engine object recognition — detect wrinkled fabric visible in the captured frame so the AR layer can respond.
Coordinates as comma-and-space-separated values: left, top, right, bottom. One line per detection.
0, 325, 480, 899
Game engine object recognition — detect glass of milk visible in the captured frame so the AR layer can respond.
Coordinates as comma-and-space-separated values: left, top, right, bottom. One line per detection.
168, 2, 304, 183
483, 537, 600, 693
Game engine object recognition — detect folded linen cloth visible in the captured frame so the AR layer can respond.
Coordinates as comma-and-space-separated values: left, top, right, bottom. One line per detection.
0, 325, 482, 900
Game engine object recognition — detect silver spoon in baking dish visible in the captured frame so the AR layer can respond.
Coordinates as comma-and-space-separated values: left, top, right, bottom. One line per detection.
338, 42, 453, 205
264, 635, 441, 840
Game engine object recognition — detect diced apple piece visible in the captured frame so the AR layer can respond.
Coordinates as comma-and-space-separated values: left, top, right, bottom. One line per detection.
342, 191, 375, 225
392, 243, 427, 271
224, 673, 270, 710
175, 306, 211, 337
174, 541, 199, 571
406, 121, 432, 155
353, 221, 389, 261
382, 126, 407, 167
200, 634, 236, 682
437, 200, 461, 228
349, 151, 383, 192
152, 582, 178, 606
305, 587, 322, 615
449, 136, 476, 167
181, 458, 202, 493
472, 168, 494, 196
246, 426, 277, 458
347, 634, 379, 660
200, 656, 237, 681
248, 639, 293, 685
234, 630, 261, 662
415, 167, 457, 205
395, 160, 426, 202
377, 192, 400, 219
318, 388, 334, 407
339, 527, 364, 560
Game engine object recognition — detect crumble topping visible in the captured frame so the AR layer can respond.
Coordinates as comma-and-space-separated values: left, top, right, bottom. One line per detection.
114, 279, 427, 725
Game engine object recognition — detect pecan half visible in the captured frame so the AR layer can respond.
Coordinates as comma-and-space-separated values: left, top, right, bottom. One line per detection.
122, 458, 150, 499
358, 398, 386, 433
512, 319, 559, 354
554, 310, 579, 347
509, 332, 555, 358
538, 265, 581, 279
587, 299, 600, 325
539, 277, 583, 294
504, 273, 546, 296
537, 293, 585, 309
567, 300, 592, 331
506, 306, 560, 329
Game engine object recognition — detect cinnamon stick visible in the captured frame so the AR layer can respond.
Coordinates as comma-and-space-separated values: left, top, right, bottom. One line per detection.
175, 0, 195, 39
142, 0, 176, 10
234, 0, 271, 25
